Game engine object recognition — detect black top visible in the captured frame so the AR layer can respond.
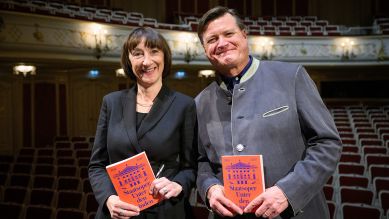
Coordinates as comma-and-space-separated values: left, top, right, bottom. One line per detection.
136, 112, 147, 131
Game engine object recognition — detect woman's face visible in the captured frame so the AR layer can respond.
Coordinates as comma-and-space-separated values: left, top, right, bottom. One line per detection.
129, 38, 164, 87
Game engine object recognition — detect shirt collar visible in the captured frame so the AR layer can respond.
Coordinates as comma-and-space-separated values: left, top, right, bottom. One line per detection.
220, 55, 253, 91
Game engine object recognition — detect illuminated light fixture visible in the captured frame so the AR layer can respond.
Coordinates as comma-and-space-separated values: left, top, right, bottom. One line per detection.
13, 64, 36, 77
91, 24, 111, 59
88, 69, 100, 79
198, 70, 215, 78
115, 68, 127, 78
174, 71, 187, 79
255, 38, 274, 60
80, 24, 111, 59
180, 33, 198, 63
340, 38, 355, 60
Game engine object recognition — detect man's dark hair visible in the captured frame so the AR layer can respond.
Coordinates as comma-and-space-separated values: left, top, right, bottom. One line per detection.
197, 6, 246, 44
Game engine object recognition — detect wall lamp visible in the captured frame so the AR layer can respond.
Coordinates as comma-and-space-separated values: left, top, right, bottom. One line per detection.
92, 24, 112, 59
13, 64, 36, 77
80, 24, 112, 59
198, 70, 215, 78
253, 38, 274, 60
115, 68, 127, 78
180, 33, 199, 63
340, 38, 355, 60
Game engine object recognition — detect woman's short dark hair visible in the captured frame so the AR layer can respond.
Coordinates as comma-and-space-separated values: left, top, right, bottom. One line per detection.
121, 27, 172, 80
197, 6, 246, 44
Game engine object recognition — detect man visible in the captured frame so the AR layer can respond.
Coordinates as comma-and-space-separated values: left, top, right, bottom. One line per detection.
195, 6, 342, 219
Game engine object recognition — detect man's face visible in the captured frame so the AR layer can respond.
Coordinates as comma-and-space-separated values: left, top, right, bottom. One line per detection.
201, 13, 249, 76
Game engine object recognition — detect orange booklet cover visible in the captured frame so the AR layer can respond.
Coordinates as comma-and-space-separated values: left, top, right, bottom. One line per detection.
222, 155, 265, 211
106, 152, 160, 211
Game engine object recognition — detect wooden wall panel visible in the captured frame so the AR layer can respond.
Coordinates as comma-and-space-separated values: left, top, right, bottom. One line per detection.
376, 0, 389, 16
59, 84, 67, 136
34, 83, 56, 148
166, 0, 179, 23
295, 0, 308, 16
227, 0, 244, 16
181, 0, 195, 13
23, 83, 31, 148
0, 82, 13, 153
261, 0, 275, 16
198, 0, 210, 14
277, 0, 293, 16
70, 79, 115, 137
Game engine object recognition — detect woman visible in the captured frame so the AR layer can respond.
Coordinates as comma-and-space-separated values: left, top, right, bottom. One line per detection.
88, 27, 197, 219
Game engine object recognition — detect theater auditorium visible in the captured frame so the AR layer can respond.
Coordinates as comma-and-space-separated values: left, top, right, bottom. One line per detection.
0, 0, 389, 218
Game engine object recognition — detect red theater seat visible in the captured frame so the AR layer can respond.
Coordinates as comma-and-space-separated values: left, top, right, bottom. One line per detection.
342, 203, 382, 219
339, 175, 369, 188
340, 187, 374, 205
340, 153, 361, 164
338, 163, 365, 175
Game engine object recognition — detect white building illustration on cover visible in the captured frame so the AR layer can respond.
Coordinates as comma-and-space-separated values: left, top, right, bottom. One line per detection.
226, 161, 258, 185
114, 163, 148, 188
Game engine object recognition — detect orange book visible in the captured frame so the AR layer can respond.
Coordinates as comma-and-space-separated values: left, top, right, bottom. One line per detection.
222, 155, 265, 211
106, 152, 160, 211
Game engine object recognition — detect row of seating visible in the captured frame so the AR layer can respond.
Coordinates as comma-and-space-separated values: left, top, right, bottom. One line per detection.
372, 18, 389, 35
1, 104, 389, 219
187, 21, 342, 36
11, 148, 92, 159
3, 0, 387, 36
328, 106, 389, 218
337, 202, 387, 219
19, 106, 389, 218
325, 177, 389, 218
182, 15, 325, 24
331, 107, 389, 141
328, 173, 389, 198
54, 136, 94, 143
248, 24, 340, 36
0, 203, 94, 219
1, 172, 91, 191
2, 156, 89, 167
1, 163, 89, 179
325, 164, 389, 218
0, 136, 96, 219
0, 0, 188, 31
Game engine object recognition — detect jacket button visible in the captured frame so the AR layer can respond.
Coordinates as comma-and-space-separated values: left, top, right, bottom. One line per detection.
236, 144, 245, 152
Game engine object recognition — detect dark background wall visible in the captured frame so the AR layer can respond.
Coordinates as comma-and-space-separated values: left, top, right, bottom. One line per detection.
72, 0, 389, 26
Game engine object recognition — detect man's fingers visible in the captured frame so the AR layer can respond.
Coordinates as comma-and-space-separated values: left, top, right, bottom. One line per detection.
210, 194, 242, 216
268, 210, 279, 219
212, 200, 235, 217
244, 195, 264, 213
223, 199, 243, 215
254, 202, 269, 217
262, 209, 274, 218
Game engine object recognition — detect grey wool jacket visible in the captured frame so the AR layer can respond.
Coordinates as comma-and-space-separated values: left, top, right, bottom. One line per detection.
195, 58, 342, 219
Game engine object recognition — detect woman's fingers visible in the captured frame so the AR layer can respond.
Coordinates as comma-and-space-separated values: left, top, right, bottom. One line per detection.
149, 178, 183, 199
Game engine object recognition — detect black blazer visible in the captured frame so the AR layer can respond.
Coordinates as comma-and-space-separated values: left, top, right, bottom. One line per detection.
88, 85, 197, 219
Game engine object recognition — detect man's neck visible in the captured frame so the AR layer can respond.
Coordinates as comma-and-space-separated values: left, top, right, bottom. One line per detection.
217, 56, 250, 78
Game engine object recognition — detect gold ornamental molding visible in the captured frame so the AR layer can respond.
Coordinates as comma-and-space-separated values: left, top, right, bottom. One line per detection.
0, 10, 389, 65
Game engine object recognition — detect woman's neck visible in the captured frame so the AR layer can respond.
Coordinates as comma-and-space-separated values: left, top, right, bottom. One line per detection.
137, 82, 162, 102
